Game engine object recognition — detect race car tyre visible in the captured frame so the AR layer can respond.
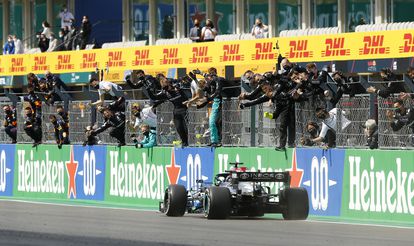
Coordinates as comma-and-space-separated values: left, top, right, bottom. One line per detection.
282, 187, 309, 220
164, 184, 187, 217
204, 187, 231, 219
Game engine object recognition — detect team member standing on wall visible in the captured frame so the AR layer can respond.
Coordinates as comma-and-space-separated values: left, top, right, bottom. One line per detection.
49, 115, 70, 148
194, 68, 224, 147
89, 78, 123, 107
23, 107, 42, 147
147, 74, 189, 146
3, 105, 17, 144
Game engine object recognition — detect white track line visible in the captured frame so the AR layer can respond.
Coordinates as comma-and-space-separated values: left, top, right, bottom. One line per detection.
1, 198, 413, 230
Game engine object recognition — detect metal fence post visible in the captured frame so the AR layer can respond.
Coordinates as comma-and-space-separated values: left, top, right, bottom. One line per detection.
250, 105, 256, 147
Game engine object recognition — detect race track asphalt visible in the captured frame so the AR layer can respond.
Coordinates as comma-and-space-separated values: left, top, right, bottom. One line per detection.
0, 200, 413, 246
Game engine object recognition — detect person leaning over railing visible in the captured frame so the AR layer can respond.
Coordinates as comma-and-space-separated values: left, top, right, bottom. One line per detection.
366, 67, 406, 98
89, 78, 124, 107
49, 115, 70, 149
386, 98, 414, 140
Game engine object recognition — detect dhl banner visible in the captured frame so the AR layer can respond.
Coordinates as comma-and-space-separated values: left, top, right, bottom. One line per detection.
0, 29, 414, 78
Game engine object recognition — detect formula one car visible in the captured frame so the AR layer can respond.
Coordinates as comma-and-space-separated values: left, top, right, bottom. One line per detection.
159, 163, 309, 220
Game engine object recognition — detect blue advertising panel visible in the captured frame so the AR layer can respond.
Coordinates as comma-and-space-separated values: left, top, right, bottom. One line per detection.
295, 148, 345, 216
0, 144, 15, 196
174, 147, 215, 189
73, 145, 106, 201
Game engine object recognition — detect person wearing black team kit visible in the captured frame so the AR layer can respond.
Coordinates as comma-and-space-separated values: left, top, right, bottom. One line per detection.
147, 74, 189, 146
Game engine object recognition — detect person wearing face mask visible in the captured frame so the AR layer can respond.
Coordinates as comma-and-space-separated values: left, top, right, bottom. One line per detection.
311, 107, 351, 148
47, 34, 60, 52
147, 74, 189, 146
3, 105, 17, 144
125, 70, 161, 101
49, 115, 70, 149
134, 124, 156, 148
300, 121, 321, 146
23, 107, 42, 147
201, 19, 217, 42
189, 19, 202, 42
89, 78, 124, 107
3, 35, 15, 55
38, 33, 49, 53
399, 67, 414, 101
80, 16, 92, 50
279, 57, 306, 76
56, 105, 69, 130
367, 67, 406, 98
386, 99, 414, 134
58, 5, 74, 29
12, 35, 24, 54
23, 86, 42, 124
251, 18, 268, 39
129, 103, 157, 131
45, 71, 68, 91
90, 107, 126, 147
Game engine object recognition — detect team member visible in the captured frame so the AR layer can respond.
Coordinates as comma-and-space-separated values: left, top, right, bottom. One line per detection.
134, 124, 156, 148
3, 105, 17, 143
147, 74, 189, 146
130, 103, 157, 130
89, 78, 123, 107
49, 115, 70, 148
23, 107, 42, 147
24, 87, 42, 124
90, 107, 126, 147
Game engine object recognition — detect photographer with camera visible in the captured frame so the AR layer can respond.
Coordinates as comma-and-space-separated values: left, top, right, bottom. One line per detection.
367, 67, 406, 98
386, 98, 414, 135
251, 18, 268, 39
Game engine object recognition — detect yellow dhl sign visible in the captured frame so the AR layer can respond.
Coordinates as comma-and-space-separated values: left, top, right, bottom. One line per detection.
0, 29, 413, 78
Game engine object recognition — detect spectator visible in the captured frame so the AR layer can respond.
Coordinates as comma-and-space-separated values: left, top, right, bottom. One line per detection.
12, 35, 24, 54
49, 115, 70, 148
41, 21, 52, 39
64, 20, 77, 51
161, 15, 174, 39
3, 35, 15, 55
47, 34, 60, 52
80, 16, 92, 50
58, 5, 75, 29
310, 107, 351, 148
189, 19, 201, 42
201, 19, 217, 42
367, 67, 405, 98
251, 18, 268, 39
386, 99, 414, 134
364, 119, 378, 149
38, 34, 49, 53
134, 124, 156, 148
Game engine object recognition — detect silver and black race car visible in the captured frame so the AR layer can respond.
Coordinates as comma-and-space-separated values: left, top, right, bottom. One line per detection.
159, 163, 309, 220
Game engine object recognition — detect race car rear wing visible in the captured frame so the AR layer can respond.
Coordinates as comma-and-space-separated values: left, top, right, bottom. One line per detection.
235, 171, 290, 183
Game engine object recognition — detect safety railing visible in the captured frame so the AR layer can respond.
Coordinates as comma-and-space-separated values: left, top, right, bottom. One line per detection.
0, 95, 413, 149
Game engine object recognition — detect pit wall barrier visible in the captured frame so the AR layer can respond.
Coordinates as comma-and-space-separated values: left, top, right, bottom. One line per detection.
1, 29, 414, 78
0, 144, 413, 225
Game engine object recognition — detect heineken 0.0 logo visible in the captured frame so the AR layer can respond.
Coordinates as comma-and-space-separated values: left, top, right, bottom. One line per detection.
83, 150, 96, 196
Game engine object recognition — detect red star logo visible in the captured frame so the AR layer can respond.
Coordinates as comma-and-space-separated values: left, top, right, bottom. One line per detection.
287, 149, 303, 188
165, 148, 181, 185
66, 146, 78, 198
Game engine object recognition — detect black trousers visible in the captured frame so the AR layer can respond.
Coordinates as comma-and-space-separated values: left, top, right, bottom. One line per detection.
24, 125, 42, 142
5, 126, 17, 142
173, 107, 188, 146
110, 124, 126, 144
273, 102, 296, 147
325, 129, 336, 148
